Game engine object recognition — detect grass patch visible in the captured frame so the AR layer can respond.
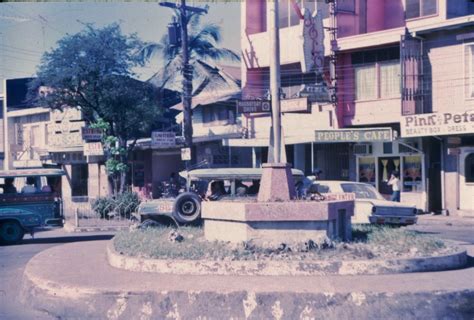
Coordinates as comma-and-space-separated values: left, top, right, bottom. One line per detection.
114, 224, 457, 262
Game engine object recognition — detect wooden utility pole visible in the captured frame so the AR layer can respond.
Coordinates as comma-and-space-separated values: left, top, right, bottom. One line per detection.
159, 1, 208, 160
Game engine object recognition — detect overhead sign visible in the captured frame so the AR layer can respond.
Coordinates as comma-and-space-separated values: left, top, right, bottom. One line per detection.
81, 127, 103, 141
237, 100, 271, 113
181, 147, 191, 161
401, 111, 474, 138
83, 142, 104, 156
151, 131, 176, 148
315, 128, 394, 143
281, 97, 310, 113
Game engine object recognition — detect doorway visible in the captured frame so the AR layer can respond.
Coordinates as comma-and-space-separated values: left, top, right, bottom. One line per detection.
378, 157, 400, 198
460, 148, 474, 211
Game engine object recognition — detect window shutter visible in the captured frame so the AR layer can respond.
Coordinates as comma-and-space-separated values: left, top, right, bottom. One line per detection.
401, 31, 423, 115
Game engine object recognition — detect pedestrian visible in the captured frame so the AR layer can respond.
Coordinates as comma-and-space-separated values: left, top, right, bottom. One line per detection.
387, 171, 401, 202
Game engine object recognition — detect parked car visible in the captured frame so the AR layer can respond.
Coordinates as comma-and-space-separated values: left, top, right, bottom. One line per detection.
137, 167, 305, 225
0, 169, 65, 244
310, 180, 418, 226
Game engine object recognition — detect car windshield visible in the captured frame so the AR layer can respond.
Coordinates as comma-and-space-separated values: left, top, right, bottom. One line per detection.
340, 183, 383, 200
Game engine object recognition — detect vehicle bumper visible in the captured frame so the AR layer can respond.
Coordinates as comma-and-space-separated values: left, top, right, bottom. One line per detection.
369, 215, 418, 225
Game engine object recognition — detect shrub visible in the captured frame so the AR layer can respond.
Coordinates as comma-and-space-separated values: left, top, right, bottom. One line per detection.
92, 192, 141, 219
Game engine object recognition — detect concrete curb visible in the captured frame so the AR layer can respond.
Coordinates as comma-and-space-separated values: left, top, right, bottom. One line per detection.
107, 241, 468, 276
63, 222, 130, 233
20, 241, 474, 319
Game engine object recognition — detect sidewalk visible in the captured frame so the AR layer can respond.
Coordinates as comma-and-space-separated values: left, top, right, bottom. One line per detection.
21, 240, 474, 320
416, 213, 474, 226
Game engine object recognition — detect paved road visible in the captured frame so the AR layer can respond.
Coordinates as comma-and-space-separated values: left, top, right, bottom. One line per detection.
408, 216, 474, 244
0, 217, 472, 319
0, 229, 114, 320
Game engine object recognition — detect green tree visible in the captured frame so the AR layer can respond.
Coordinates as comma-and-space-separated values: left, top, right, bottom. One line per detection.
140, 13, 240, 156
30, 24, 163, 194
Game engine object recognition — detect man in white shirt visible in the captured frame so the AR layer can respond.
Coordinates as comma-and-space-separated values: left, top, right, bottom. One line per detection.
21, 177, 37, 194
387, 171, 401, 202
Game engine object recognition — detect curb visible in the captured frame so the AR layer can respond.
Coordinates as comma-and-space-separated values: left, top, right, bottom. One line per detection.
20, 241, 474, 319
107, 241, 468, 276
20, 274, 474, 320
63, 222, 130, 233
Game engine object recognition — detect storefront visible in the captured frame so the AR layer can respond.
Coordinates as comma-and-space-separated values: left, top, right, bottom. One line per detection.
401, 111, 474, 216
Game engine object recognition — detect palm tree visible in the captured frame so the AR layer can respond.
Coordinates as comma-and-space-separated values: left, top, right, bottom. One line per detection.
140, 12, 240, 156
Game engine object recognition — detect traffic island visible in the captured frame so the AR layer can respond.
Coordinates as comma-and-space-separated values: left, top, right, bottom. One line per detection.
109, 226, 467, 276
21, 240, 474, 320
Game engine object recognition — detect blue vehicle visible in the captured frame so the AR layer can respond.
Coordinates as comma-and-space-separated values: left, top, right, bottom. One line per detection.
0, 169, 65, 245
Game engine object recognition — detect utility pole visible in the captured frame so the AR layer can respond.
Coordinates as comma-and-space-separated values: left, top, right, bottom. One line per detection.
257, 0, 295, 202
269, 0, 282, 164
159, 1, 208, 161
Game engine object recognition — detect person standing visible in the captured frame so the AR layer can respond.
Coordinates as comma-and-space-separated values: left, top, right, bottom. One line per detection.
387, 171, 401, 202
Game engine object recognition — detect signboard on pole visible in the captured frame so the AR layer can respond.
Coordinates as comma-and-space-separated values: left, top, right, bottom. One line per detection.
181, 147, 191, 161
315, 128, 394, 143
83, 142, 104, 156
81, 127, 103, 141
237, 100, 271, 113
151, 131, 176, 148
281, 97, 310, 113
401, 111, 474, 137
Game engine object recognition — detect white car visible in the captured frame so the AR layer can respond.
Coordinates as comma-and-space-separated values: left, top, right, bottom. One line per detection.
312, 181, 418, 225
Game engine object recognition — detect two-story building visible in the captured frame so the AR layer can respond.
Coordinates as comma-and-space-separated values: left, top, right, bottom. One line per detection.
336, 0, 474, 215
236, 0, 474, 216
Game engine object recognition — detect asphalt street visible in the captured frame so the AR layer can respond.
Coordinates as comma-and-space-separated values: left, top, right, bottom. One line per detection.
0, 229, 114, 320
0, 218, 472, 319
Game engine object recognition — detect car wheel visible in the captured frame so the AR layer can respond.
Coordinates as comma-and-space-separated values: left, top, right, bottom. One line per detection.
173, 192, 201, 224
0, 221, 25, 245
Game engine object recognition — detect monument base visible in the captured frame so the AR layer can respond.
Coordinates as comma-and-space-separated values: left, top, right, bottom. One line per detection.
257, 163, 295, 202
202, 200, 354, 246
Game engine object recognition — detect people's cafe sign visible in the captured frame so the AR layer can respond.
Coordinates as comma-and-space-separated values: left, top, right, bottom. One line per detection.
401, 111, 474, 137
315, 128, 395, 143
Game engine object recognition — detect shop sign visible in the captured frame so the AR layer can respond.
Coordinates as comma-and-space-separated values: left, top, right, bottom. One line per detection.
401, 111, 474, 138
83, 142, 104, 156
315, 128, 394, 143
181, 147, 191, 161
447, 137, 462, 145
151, 131, 176, 148
237, 100, 271, 113
281, 97, 310, 113
81, 127, 103, 141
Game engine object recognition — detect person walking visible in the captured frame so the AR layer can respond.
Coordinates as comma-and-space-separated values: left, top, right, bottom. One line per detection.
387, 171, 401, 202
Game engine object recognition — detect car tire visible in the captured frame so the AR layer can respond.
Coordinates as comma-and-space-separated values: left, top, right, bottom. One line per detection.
172, 192, 201, 224
0, 220, 25, 245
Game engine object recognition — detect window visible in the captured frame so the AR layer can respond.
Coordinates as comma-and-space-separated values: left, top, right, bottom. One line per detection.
337, 0, 355, 13
71, 164, 88, 197
406, 0, 437, 19
202, 105, 236, 127
278, 0, 316, 29
380, 61, 401, 98
466, 153, 474, 183
402, 155, 423, 192
352, 47, 401, 101
355, 65, 377, 100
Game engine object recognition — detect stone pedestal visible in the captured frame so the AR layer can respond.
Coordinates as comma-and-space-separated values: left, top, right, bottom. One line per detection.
202, 200, 354, 246
257, 163, 295, 202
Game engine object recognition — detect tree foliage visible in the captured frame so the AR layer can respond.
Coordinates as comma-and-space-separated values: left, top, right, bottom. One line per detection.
29, 23, 163, 193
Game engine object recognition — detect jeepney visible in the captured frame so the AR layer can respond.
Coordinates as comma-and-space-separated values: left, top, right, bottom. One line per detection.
0, 169, 65, 244
138, 167, 305, 225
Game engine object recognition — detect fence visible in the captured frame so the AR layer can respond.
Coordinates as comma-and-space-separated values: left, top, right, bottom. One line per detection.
62, 196, 137, 228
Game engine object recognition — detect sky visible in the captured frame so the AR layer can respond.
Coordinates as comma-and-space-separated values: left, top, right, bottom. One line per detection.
0, 1, 241, 93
